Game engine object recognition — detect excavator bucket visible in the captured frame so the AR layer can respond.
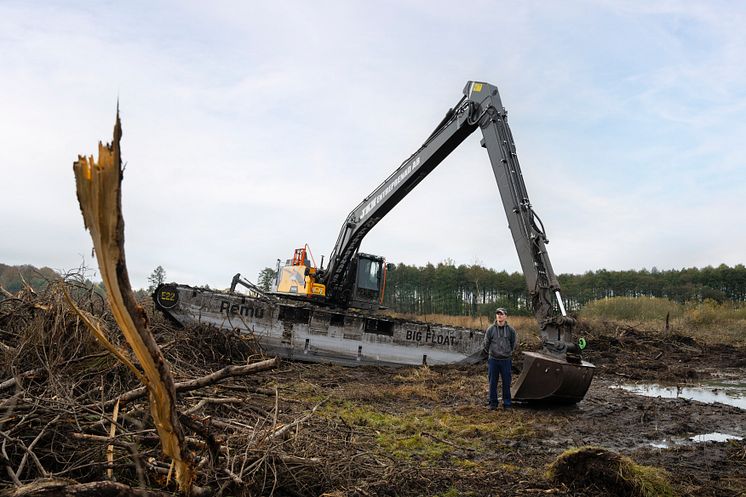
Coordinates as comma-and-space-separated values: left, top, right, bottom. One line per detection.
512, 351, 595, 404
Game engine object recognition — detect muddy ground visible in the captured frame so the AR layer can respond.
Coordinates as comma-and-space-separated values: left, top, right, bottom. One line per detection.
259, 325, 746, 496
1, 293, 744, 496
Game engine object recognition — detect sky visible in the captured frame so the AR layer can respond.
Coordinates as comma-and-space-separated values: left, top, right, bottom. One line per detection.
1, 0, 745, 289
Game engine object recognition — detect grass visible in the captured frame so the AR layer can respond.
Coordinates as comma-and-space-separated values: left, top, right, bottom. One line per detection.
319, 399, 534, 464
389, 298, 746, 346
579, 297, 746, 346
388, 297, 745, 347
320, 380, 536, 469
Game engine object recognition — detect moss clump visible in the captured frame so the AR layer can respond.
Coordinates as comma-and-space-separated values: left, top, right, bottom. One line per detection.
547, 446, 676, 497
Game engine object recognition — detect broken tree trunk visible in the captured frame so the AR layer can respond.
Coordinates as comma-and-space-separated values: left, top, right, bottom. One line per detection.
72, 113, 193, 493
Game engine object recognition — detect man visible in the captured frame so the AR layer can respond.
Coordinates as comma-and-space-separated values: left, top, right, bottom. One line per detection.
482, 308, 516, 409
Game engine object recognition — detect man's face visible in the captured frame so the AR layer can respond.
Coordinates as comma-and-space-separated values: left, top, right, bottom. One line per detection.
496, 311, 507, 325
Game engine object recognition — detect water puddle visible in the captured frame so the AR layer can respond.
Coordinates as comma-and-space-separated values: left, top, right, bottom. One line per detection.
610, 379, 746, 449
650, 441, 671, 449
611, 380, 746, 410
690, 432, 743, 443
650, 432, 743, 449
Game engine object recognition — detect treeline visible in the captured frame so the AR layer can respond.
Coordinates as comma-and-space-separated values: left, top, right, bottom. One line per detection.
0, 263, 60, 296
382, 261, 746, 316
7, 261, 746, 317
0, 263, 169, 300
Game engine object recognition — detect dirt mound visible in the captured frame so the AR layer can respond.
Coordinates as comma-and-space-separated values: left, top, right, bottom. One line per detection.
548, 446, 675, 497
571, 319, 746, 383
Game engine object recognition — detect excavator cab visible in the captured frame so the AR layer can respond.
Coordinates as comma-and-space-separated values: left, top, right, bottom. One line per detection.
273, 246, 388, 309
348, 253, 387, 310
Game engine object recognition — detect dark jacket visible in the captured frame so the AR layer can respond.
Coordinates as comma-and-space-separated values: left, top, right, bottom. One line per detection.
482, 322, 516, 360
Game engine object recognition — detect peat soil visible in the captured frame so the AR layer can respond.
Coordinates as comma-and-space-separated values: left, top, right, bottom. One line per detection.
268, 324, 746, 496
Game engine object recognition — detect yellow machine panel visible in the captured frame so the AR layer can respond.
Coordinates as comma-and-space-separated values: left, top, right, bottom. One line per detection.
276, 266, 310, 295
276, 266, 326, 298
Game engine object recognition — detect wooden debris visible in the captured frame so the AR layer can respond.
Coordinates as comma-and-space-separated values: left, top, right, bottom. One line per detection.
72, 113, 193, 492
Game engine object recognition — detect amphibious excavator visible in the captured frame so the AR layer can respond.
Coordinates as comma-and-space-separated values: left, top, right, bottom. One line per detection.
155, 81, 594, 404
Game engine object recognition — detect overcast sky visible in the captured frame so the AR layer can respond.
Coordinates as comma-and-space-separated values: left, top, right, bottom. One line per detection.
2, 1, 745, 289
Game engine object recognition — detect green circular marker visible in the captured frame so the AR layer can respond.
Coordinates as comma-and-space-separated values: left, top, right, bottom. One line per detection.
578, 337, 587, 350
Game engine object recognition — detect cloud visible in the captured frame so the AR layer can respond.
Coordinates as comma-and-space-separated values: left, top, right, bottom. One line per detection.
2, 1, 746, 289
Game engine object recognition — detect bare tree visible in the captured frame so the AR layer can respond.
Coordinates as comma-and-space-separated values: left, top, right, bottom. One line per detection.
147, 266, 167, 292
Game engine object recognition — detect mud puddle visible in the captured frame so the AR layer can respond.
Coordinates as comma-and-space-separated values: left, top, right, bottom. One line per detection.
610, 379, 746, 409
651, 432, 744, 448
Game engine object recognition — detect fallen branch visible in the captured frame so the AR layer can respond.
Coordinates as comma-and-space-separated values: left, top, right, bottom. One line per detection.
0, 430, 49, 480
2, 438, 22, 486
101, 357, 280, 409
0, 369, 46, 391
184, 397, 246, 415
171, 357, 281, 393
421, 431, 476, 452
9, 479, 175, 497
259, 397, 326, 443
106, 400, 120, 479
16, 415, 59, 479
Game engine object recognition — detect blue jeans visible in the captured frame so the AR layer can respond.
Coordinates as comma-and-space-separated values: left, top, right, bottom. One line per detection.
488, 358, 512, 407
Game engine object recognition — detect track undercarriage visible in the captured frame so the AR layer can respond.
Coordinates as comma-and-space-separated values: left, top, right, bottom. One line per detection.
155, 283, 594, 403
155, 283, 485, 367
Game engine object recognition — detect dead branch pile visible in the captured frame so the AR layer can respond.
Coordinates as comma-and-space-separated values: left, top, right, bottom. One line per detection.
0, 280, 398, 496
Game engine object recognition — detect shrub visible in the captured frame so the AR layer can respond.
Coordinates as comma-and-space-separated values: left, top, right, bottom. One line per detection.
579, 297, 683, 322
684, 299, 746, 325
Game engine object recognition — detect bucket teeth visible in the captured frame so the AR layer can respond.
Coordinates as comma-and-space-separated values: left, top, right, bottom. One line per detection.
511, 351, 595, 404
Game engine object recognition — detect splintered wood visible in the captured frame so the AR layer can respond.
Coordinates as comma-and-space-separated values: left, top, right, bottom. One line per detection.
72, 114, 194, 492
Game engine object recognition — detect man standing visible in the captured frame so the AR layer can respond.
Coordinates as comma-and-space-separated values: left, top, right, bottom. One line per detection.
483, 308, 516, 409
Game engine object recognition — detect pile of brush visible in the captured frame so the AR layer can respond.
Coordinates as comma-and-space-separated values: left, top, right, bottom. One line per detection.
0, 278, 363, 496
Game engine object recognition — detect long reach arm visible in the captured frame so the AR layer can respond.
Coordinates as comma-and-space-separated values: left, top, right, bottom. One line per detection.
320, 81, 579, 362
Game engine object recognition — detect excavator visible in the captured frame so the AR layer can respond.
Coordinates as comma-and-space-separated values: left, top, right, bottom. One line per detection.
155, 80, 594, 404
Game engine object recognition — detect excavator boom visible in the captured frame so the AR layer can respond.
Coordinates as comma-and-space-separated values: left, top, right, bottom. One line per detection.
319, 81, 594, 402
